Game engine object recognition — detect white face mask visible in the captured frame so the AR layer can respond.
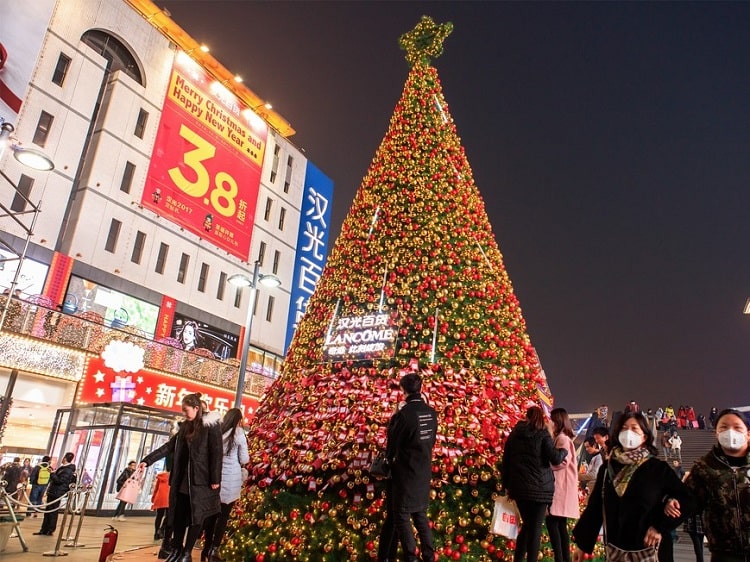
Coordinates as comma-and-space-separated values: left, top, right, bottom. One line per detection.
718, 429, 748, 450
618, 429, 644, 450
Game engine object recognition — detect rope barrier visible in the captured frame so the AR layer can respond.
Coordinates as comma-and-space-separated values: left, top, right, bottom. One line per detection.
43, 485, 94, 557
3, 490, 69, 514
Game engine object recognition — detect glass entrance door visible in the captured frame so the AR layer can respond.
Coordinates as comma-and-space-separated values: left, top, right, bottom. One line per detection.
50, 403, 174, 515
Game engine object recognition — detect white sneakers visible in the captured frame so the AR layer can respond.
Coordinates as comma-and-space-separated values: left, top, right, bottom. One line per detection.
112, 515, 126, 521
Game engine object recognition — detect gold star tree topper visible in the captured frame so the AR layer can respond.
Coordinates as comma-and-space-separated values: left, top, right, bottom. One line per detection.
399, 15, 453, 67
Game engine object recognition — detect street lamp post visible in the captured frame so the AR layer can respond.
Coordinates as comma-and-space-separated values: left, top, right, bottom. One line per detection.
228, 260, 281, 408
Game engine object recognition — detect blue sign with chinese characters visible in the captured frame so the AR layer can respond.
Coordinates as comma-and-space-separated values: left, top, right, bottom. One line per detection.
284, 162, 334, 352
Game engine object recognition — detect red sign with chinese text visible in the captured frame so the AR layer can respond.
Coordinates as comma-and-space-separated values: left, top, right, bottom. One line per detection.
155, 295, 176, 339
142, 53, 268, 260
78, 357, 259, 420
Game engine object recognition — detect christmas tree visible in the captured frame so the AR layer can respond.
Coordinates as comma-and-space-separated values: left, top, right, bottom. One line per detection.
226, 16, 554, 562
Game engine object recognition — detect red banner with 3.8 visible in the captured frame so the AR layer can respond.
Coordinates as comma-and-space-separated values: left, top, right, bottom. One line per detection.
143, 53, 268, 260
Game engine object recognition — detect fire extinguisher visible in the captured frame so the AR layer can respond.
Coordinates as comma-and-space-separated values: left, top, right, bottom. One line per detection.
98, 525, 118, 562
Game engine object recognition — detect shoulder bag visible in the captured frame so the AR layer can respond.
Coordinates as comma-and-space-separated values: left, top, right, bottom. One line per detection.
369, 450, 390, 479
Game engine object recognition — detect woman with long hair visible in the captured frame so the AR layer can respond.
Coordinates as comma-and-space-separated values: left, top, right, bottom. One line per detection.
546, 408, 579, 562
572, 411, 694, 562
200, 408, 249, 562
140, 393, 222, 562
502, 406, 568, 562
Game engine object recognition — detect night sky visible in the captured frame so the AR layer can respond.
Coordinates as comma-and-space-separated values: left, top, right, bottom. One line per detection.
160, 1, 750, 416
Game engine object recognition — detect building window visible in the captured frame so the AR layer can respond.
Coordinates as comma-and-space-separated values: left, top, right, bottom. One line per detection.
177, 253, 190, 284
198, 263, 209, 292
233, 286, 242, 309
272, 250, 280, 274
32, 111, 54, 147
51, 53, 72, 86
258, 241, 267, 266
104, 219, 122, 253
217, 272, 226, 300
278, 207, 286, 231
270, 144, 281, 183
131, 231, 146, 264
265, 295, 275, 322
134, 108, 148, 139
120, 161, 136, 193
10, 175, 33, 212
253, 288, 260, 315
155, 242, 168, 274
283, 155, 293, 193
263, 197, 273, 221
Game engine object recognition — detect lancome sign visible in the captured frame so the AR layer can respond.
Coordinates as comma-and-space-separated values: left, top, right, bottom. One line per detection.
323, 312, 399, 360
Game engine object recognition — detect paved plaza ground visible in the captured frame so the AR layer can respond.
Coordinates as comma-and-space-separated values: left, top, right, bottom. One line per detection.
0, 511, 707, 561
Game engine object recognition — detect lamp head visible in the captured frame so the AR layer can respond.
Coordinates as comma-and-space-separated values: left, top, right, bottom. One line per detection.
227, 273, 252, 288
0, 118, 54, 170
258, 274, 281, 288
13, 146, 55, 171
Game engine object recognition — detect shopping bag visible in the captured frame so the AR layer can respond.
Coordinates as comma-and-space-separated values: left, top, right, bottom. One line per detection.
490, 495, 520, 539
115, 467, 144, 504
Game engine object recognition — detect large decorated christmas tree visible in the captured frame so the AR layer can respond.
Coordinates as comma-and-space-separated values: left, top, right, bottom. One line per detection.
225, 17, 555, 562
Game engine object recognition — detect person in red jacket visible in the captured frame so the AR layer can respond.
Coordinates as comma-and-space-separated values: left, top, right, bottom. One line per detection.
151, 470, 170, 541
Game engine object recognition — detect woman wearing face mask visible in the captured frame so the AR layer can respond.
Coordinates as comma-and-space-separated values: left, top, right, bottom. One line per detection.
571, 411, 694, 562
679, 409, 750, 562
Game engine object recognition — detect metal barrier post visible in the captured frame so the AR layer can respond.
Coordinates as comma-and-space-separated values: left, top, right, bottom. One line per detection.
0, 485, 28, 552
64, 485, 93, 548
42, 488, 73, 557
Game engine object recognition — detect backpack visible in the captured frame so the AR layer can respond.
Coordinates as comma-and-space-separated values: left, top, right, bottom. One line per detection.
37, 464, 51, 485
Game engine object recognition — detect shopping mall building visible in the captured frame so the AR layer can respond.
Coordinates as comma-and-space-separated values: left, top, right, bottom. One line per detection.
0, 0, 333, 514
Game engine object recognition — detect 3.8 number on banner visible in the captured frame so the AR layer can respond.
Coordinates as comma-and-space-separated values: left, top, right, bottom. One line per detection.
168, 124, 239, 218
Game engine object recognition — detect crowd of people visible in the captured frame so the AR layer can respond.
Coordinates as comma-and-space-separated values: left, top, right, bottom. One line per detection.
138, 392, 249, 562
0, 452, 78, 537
499, 401, 750, 562
4, 391, 748, 562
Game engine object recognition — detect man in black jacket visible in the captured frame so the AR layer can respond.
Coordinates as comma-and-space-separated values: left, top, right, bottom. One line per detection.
35, 452, 76, 536
382, 372, 438, 562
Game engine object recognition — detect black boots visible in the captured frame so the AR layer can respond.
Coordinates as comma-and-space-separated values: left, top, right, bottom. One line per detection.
201, 546, 224, 562
164, 548, 182, 562
158, 538, 174, 559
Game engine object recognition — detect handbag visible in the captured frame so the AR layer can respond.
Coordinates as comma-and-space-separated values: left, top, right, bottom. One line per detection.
369, 450, 391, 479
605, 543, 658, 562
490, 495, 520, 539
115, 467, 144, 504
602, 472, 659, 562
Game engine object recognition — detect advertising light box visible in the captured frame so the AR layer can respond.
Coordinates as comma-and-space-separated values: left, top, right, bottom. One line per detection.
142, 52, 268, 260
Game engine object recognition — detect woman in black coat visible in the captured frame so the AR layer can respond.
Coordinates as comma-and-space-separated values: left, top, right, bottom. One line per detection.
141, 393, 223, 562
502, 406, 568, 562
572, 411, 695, 562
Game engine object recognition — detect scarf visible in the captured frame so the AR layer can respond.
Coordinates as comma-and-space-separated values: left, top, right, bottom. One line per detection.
608, 446, 652, 496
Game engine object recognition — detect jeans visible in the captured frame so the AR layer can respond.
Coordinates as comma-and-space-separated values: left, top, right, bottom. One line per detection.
514, 500, 548, 562
114, 500, 127, 517
29, 485, 46, 511
394, 509, 434, 562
